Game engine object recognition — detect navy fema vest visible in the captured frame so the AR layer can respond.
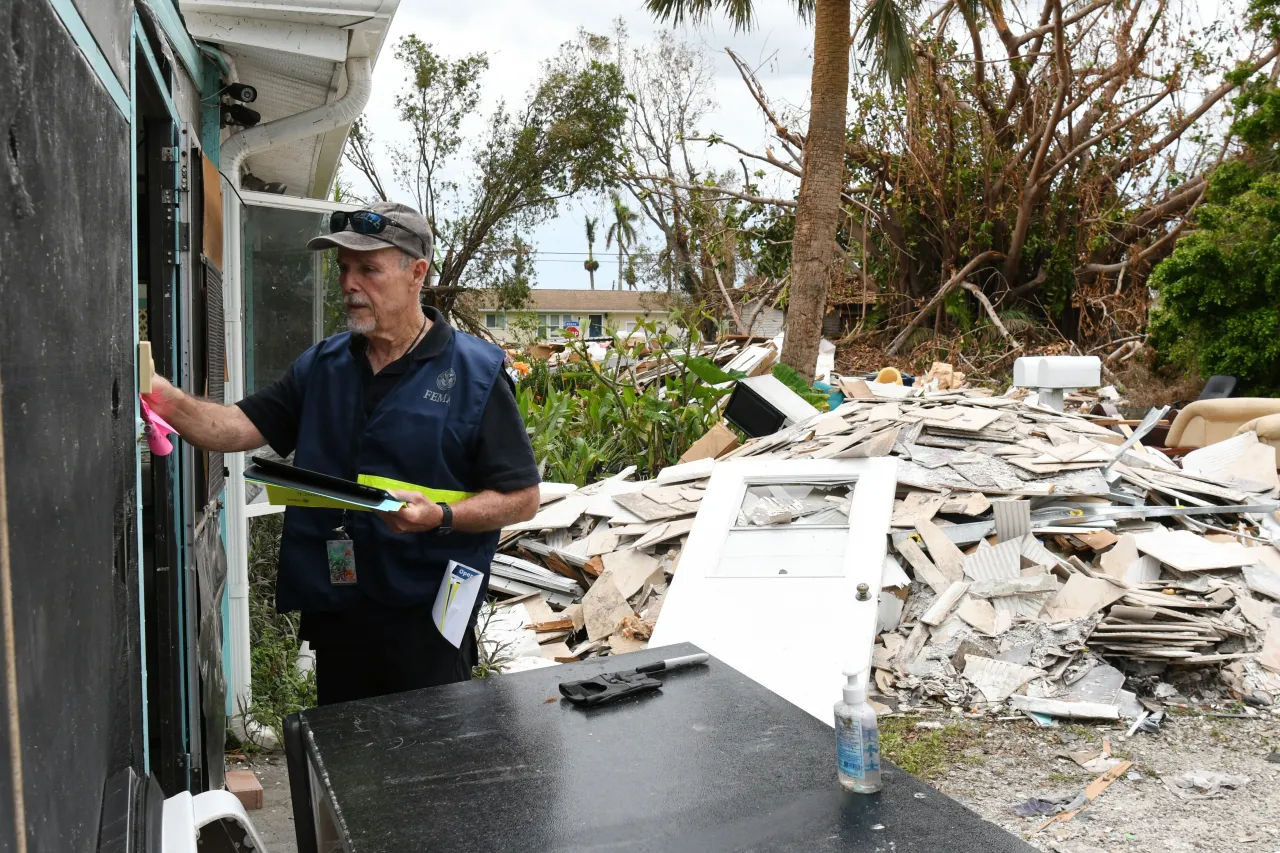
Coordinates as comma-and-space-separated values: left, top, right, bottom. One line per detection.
275, 326, 506, 613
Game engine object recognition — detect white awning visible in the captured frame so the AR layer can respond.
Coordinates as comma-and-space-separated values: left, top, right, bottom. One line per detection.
180, 0, 400, 198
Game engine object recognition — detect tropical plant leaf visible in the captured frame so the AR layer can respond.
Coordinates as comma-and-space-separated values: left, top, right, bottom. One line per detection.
772, 363, 831, 410
680, 355, 746, 384
644, 0, 757, 30
857, 0, 915, 90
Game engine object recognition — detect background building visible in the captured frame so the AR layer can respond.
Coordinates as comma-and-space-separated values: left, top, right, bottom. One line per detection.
474, 289, 675, 343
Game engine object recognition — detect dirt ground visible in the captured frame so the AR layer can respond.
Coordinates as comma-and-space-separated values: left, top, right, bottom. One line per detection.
228, 753, 297, 853
932, 712, 1280, 853
238, 711, 1280, 853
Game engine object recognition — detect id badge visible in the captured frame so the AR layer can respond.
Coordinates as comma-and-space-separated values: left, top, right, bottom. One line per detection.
326, 539, 357, 585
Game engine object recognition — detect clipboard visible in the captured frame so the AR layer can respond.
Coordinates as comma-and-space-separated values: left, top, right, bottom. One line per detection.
244, 457, 407, 512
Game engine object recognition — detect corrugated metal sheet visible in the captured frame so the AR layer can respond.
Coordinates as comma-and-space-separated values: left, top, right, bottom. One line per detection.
993, 499, 1031, 541
963, 540, 1021, 582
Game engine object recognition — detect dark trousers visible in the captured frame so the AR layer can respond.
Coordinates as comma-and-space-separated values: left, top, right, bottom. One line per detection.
302, 602, 478, 706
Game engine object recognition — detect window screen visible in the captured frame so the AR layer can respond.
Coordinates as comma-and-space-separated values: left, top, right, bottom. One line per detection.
204, 258, 225, 501
716, 481, 855, 578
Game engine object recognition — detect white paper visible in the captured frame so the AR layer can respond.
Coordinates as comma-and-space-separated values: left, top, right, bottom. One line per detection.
432, 561, 486, 648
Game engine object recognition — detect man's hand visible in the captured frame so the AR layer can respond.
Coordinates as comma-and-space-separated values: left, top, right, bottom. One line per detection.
140, 374, 267, 452
373, 485, 539, 535
376, 490, 444, 534
141, 374, 184, 420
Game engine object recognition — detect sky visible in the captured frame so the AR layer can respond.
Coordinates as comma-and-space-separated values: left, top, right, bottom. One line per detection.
352, 1, 818, 290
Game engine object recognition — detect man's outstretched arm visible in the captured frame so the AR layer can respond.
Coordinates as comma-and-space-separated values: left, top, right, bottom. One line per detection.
143, 375, 267, 452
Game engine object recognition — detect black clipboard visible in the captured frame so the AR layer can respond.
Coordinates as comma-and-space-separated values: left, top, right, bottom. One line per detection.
244, 457, 406, 512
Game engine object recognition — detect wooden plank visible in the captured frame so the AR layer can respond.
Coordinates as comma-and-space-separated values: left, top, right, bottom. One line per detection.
530, 618, 574, 633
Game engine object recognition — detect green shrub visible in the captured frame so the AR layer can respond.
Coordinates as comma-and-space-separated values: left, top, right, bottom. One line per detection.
516, 309, 738, 485
1149, 171, 1280, 394
1149, 80, 1280, 395
244, 514, 316, 745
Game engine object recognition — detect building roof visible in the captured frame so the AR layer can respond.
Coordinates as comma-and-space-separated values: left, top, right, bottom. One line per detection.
473, 289, 674, 313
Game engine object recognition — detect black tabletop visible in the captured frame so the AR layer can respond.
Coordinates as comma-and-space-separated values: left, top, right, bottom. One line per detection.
298, 643, 1034, 853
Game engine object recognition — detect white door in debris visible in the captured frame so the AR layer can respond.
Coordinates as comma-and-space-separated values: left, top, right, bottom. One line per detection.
649, 457, 898, 724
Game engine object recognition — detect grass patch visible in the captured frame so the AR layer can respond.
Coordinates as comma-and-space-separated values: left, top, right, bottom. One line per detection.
879, 716, 985, 781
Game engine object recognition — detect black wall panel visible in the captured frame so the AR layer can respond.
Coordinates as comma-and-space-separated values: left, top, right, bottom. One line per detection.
0, 0, 140, 850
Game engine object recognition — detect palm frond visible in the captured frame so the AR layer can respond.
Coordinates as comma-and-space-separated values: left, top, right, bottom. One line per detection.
645, 0, 757, 31
857, 0, 915, 90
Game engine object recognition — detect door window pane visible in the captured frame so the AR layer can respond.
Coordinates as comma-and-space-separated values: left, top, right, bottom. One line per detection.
718, 482, 854, 578
242, 204, 344, 394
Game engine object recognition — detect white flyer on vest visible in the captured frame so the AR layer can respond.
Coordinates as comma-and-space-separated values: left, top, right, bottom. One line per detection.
432, 561, 485, 648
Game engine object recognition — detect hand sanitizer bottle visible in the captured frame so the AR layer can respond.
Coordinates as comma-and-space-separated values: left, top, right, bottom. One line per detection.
835, 668, 881, 793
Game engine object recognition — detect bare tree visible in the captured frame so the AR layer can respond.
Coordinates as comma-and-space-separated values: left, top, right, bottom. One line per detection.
343, 118, 390, 203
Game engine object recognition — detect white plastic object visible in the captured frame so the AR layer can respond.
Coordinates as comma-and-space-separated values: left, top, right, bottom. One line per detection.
1013, 356, 1102, 411
738, 374, 821, 425
162, 790, 270, 853
1012, 356, 1101, 390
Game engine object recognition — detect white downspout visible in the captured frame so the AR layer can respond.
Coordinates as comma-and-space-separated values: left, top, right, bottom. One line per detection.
222, 55, 373, 182
223, 54, 374, 727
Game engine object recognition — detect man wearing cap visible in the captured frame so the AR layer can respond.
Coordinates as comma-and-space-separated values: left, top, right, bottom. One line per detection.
143, 201, 542, 705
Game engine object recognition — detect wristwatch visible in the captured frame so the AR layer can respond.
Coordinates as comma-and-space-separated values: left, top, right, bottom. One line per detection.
436, 502, 453, 535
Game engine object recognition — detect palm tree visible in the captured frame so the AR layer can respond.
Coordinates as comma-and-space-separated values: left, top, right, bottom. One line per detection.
606, 193, 639, 291
645, 0, 911, 377
583, 216, 601, 290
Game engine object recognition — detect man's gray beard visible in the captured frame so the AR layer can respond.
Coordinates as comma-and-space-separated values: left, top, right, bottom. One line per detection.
346, 312, 376, 335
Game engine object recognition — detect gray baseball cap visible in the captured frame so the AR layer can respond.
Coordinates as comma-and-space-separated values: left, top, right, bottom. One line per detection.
307, 201, 433, 260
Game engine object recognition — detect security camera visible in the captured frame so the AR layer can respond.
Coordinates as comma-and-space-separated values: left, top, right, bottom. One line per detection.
216, 82, 257, 103
242, 173, 287, 194
221, 104, 261, 129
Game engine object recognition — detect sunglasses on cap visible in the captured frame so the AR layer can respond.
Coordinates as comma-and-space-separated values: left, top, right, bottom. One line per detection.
329, 210, 428, 254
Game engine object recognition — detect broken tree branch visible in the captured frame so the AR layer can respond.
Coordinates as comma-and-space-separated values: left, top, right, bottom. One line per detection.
712, 267, 747, 335
724, 47, 807, 154
886, 251, 1005, 356
961, 280, 1022, 350
636, 175, 798, 208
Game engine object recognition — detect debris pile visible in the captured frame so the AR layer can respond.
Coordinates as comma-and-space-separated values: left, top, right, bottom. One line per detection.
484, 372, 1280, 723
